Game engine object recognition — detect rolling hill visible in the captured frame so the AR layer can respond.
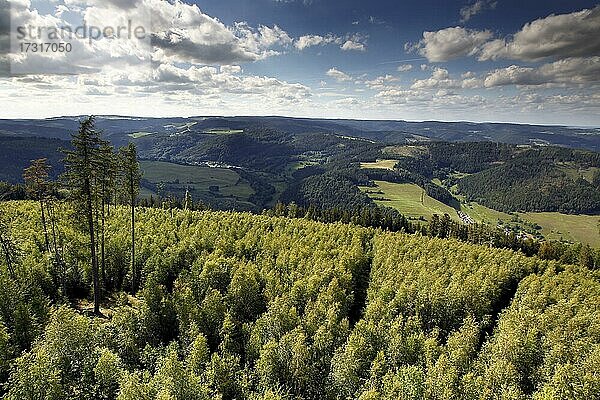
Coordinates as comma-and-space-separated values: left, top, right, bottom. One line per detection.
1, 116, 599, 245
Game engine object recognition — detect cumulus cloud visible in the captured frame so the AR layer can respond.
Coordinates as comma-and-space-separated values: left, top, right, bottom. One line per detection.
410, 67, 482, 89
340, 40, 365, 51
365, 74, 398, 88
397, 64, 413, 72
460, 0, 497, 23
220, 65, 242, 74
374, 86, 488, 111
2, 0, 317, 111
410, 6, 600, 64
151, 63, 311, 99
326, 67, 352, 82
483, 57, 600, 87
333, 97, 360, 106
479, 6, 600, 61
407, 27, 493, 62
256, 25, 293, 47
294, 34, 338, 50
294, 33, 366, 51
149, 1, 293, 65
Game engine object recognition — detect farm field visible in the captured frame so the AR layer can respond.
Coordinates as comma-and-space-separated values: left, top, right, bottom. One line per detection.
360, 181, 460, 221
140, 160, 254, 201
520, 212, 600, 246
359, 159, 398, 170
360, 180, 599, 246
461, 201, 513, 224
127, 132, 155, 139
202, 128, 244, 134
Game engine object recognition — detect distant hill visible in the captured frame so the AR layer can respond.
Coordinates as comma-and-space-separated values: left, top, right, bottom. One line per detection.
1, 115, 599, 150
1, 115, 599, 217
0, 135, 69, 182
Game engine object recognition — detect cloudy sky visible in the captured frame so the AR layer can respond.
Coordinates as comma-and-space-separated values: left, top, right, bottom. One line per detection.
1, 0, 599, 126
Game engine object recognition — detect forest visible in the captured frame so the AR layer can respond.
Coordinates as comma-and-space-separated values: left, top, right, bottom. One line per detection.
3, 117, 600, 216
0, 118, 598, 399
386, 143, 600, 214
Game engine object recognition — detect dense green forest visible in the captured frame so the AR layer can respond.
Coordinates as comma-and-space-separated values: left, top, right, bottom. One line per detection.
0, 117, 599, 399
3, 118, 600, 215
383, 143, 600, 214
1, 200, 599, 399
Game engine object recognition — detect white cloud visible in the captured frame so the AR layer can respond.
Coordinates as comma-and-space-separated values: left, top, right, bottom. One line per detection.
295, 34, 338, 50
2, 0, 316, 113
147, 1, 262, 65
410, 67, 483, 89
150, 1, 293, 66
220, 65, 242, 74
484, 57, 600, 87
295, 33, 366, 51
397, 64, 413, 72
326, 67, 352, 82
479, 6, 600, 61
340, 40, 365, 51
460, 0, 497, 23
368, 16, 385, 25
374, 86, 488, 112
333, 97, 360, 106
407, 27, 493, 62
257, 25, 293, 48
365, 74, 398, 88
410, 6, 600, 64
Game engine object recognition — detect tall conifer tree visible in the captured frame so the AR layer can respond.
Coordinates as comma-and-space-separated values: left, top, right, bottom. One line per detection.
62, 116, 104, 314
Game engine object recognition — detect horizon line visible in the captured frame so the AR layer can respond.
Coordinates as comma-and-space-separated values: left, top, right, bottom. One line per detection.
2, 114, 599, 129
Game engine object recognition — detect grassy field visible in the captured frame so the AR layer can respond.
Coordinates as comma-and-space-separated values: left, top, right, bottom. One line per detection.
286, 161, 319, 172
202, 129, 244, 135
140, 161, 254, 200
520, 212, 600, 246
360, 181, 460, 221
461, 202, 512, 224
360, 159, 398, 170
556, 165, 599, 184
359, 180, 600, 246
128, 132, 155, 138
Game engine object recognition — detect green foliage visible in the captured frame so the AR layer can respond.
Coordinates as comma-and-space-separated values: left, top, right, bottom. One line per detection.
0, 200, 598, 399
469, 266, 600, 399
458, 152, 600, 214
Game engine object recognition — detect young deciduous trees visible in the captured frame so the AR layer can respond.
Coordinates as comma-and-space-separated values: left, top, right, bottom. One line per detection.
0, 200, 599, 399
119, 143, 141, 292
23, 158, 52, 252
0, 216, 18, 279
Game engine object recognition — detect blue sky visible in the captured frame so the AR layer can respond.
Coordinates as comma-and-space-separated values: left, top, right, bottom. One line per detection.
2, 0, 599, 126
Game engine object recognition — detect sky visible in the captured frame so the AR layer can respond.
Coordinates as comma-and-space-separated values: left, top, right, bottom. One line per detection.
0, 0, 599, 126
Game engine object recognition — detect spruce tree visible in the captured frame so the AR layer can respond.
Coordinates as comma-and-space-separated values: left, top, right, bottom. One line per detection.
98, 143, 117, 289
62, 116, 104, 314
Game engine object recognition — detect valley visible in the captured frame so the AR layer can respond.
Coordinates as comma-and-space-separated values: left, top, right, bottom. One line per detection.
1, 115, 599, 247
